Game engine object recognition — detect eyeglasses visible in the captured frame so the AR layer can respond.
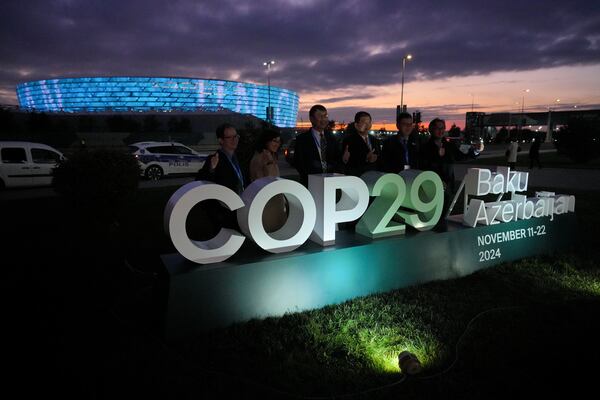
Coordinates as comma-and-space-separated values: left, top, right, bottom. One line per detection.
223, 134, 240, 140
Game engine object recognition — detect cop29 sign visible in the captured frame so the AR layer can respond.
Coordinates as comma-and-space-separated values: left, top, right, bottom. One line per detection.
164, 168, 575, 264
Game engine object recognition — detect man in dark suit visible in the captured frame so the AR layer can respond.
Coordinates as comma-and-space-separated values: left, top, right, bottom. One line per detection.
421, 118, 484, 220
341, 111, 380, 177
196, 123, 244, 195
293, 104, 342, 186
380, 112, 420, 173
196, 123, 245, 230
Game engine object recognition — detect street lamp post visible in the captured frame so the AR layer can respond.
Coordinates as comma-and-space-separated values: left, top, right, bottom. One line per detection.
400, 54, 412, 111
263, 60, 275, 122
519, 89, 530, 132
546, 98, 560, 143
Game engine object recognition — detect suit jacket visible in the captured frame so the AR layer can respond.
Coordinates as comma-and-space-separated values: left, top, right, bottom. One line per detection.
341, 131, 381, 177
421, 137, 477, 191
293, 128, 342, 186
196, 149, 245, 195
380, 133, 421, 173
195, 149, 245, 231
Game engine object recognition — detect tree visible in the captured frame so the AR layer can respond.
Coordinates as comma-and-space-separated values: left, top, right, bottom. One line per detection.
0, 108, 19, 137
143, 115, 161, 133
53, 149, 141, 228
167, 116, 179, 133
554, 118, 600, 163
179, 117, 192, 133
495, 127, 509, 143
448, 124, 461, 138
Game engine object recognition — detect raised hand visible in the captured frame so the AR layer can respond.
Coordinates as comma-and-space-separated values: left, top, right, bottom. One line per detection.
342, 145, 350, 164
366, 149, 378, 163
210, 151, 219, 170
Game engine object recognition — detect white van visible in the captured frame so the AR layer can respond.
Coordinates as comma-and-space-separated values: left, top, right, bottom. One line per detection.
0, 142, 64, 189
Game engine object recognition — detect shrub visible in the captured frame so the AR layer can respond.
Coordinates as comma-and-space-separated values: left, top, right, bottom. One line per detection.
53, 149, 141, 224
554, 118, 600, 163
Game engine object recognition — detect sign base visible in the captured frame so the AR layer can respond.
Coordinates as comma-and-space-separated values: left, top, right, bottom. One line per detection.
159, 214, 577, 341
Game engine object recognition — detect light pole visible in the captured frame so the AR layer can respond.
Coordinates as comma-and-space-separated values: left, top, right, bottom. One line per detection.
263, 60, 275, 122
546, 98, 560, 143
400, 54, 412, 111
519, 89, 530, 132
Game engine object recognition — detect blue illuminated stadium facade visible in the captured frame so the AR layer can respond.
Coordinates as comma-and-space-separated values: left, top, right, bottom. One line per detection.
16, 77, 299, 127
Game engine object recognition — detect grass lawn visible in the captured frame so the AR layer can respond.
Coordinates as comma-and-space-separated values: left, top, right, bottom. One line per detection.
4, 183, 600, 398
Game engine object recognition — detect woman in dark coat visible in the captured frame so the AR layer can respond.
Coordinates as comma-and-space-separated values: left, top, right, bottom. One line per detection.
249, 130, 287, 232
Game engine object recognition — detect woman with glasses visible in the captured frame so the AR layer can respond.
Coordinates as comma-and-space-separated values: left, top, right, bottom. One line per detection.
249, 129, 287, 232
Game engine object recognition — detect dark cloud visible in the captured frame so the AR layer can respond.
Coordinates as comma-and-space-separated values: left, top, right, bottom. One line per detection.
1, 0, 599, 108
318, 94, 376, 103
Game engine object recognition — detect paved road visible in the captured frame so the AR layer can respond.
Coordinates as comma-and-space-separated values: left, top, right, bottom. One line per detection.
478, 148, 555, 159
1, 150, 595, 202
454, 164, 600, 191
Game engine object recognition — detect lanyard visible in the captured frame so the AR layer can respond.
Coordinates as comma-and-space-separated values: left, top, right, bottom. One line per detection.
312, 130, 324, 161
224, 152, 244, 186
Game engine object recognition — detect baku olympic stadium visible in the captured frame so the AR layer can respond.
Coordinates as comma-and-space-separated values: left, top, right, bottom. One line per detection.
16, 76, 299, 128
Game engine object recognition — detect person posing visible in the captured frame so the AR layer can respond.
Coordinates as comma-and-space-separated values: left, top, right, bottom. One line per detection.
529, 136, 542, 169
421, 118, 484, 221
341, 111, 380, 176
196, 123, 245, 229
293, 104, 342, 186
421, 118, 483, 193
505, 138, 520, 169
380, 112, 420, 173
249, 130, 287, 232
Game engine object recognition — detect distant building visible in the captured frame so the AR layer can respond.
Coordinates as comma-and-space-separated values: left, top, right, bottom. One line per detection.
466, 109, 600, 141
16, 76, 299, 128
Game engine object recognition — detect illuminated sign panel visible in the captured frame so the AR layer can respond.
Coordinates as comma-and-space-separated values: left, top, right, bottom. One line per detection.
160, 167, 577, 338
165, 168, 574, 264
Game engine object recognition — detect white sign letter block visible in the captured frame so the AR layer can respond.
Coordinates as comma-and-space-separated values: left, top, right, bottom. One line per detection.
237, 177, 317, 253
463, 199, 488, 227
465, 168, 492, 196
164, 181, 245, 264
309, 174, 369, 246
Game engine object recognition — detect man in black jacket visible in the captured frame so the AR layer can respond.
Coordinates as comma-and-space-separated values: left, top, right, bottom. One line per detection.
196, 123, 245, 230
421, 118, 484, 219
380, 112, 420, 173
293, 104, 342, 186
421, 118, 483, 192
196, 123, 245, 195
341, 111, 380, 176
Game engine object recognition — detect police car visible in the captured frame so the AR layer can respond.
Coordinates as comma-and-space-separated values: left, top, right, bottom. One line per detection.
129, 142, 209, 180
